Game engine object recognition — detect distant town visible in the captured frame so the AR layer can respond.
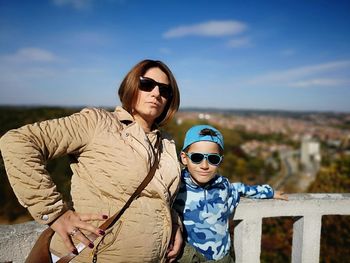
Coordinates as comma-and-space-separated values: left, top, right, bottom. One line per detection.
1, 105, 349, 194
176, 108, 350, 192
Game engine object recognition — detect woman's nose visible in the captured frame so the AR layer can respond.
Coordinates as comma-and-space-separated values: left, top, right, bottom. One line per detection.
150, 85, 161, 97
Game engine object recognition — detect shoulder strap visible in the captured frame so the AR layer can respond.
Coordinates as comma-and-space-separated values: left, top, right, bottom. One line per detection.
57, 135, 162, 263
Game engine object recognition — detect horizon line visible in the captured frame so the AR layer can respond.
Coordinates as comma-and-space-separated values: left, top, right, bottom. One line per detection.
0, 104, 349, 114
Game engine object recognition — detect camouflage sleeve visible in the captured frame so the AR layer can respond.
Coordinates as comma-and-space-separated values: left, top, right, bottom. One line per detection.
232, 182, 274, 199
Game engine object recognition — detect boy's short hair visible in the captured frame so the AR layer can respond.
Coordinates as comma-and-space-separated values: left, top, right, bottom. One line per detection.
182, 125, 224, 152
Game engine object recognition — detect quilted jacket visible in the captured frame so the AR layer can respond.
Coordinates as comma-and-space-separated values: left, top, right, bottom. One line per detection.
0, 106, 181, 262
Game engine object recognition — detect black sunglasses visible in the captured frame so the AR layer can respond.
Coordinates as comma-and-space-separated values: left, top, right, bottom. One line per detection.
139, 76, 173, 99
186, 152, 223, 166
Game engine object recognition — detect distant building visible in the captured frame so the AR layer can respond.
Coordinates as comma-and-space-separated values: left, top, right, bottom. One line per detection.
198, 113, 211, 120
301, 135, 321, 173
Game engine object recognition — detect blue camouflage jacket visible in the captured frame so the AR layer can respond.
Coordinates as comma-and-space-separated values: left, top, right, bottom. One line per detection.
173, 168, 274, 261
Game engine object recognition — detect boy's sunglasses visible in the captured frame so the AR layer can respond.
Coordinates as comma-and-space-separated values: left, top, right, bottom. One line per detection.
186, 152, 223, 166
139, 76, 173, 99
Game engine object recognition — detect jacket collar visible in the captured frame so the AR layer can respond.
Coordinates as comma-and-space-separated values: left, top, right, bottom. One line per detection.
114, 106, 134, 125
114, 106, 160, 135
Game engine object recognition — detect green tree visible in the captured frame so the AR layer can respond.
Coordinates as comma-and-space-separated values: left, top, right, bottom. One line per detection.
308, 155, 350, 263
0, 106, 79, 223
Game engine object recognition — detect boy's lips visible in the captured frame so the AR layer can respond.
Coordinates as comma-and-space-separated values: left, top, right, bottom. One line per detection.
197, 172, 211, 176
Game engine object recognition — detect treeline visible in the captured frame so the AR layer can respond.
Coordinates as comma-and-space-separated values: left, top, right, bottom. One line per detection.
0, 106, 349, 261
0, 106, 289, 219
0, 106, 82, 222
259, 155, 350, 262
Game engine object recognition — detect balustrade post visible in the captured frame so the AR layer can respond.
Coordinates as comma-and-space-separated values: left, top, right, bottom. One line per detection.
292, 215, 322, 263
233, 218, 262, 263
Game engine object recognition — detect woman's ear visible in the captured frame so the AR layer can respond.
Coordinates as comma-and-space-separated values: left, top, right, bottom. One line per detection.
180, 151, 188, 165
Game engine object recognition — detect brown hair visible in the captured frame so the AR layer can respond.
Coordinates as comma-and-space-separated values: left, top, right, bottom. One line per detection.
118, 59, 180, 127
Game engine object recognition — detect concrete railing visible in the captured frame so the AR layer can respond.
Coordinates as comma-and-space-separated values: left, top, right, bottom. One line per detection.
233, 193, 350, 263
0, 220, 46, 263
0, 193, 349, 263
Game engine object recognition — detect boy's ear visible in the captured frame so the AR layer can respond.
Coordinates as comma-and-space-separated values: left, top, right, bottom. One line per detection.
180, 151, 188, 165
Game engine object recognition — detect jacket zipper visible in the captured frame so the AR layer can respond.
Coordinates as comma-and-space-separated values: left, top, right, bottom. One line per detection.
204, 186, 209, 213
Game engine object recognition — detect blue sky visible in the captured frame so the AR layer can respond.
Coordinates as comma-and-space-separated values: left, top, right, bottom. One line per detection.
1, 0, 350, 112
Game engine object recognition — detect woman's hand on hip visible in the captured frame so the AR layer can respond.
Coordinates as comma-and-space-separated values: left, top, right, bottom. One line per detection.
166, 223, 183, 262
50, 210, 108, 255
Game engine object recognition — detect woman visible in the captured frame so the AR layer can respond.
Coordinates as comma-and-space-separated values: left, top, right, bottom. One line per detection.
0, 59, 182, 262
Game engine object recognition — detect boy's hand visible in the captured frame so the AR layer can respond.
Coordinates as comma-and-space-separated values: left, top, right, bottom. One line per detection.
166, 223, 183, 262
274, 190, 288, 200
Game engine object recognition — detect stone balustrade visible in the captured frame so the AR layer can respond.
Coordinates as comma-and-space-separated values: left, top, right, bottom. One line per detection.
233, 193, 350, 263
1, 193, 349, 263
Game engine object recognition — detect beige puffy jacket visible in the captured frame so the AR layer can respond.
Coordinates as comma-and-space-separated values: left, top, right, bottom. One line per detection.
0, 107, 181, 262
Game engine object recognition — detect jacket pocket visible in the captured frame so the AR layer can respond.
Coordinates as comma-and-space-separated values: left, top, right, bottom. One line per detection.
92, 220, 123, 256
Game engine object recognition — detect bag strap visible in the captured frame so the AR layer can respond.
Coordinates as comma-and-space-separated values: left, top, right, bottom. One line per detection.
57, 135, 162, 263
25, 227, 55, 263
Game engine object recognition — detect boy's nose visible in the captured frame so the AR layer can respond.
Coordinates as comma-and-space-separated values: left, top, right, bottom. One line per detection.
200, 158, 209, 169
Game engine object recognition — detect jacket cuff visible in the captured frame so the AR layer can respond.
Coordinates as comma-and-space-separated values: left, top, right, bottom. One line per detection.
28, 200, 70, 225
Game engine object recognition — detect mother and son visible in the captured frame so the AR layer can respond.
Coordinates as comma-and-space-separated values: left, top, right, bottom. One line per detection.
0, 59, 287, 263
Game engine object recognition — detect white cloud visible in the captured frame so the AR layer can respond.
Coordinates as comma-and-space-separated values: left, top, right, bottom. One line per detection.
288, 78, 350, 88
246, 60, 350, 86
227, 37, 252, 48
1, 48, 60, 63
163, 20, 247, 38
52, 0, 92, 10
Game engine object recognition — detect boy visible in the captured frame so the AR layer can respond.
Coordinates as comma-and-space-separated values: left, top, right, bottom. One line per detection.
174, 125, 287, 262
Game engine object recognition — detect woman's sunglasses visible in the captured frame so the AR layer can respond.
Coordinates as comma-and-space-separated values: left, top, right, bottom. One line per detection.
139, 76, 173, 99
185, 152, 223, 166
